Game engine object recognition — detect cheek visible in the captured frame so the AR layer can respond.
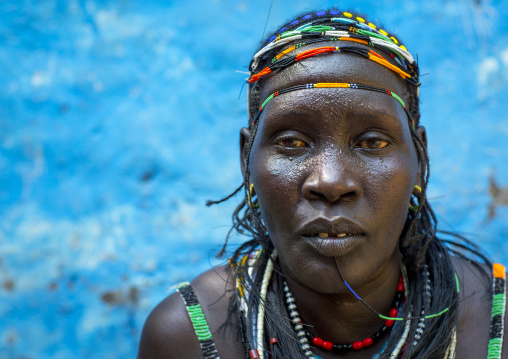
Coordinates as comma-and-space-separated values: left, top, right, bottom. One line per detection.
362, 154, 417, 231
250, 152, 304, 214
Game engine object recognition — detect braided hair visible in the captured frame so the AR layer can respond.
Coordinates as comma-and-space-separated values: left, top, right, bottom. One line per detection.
208, 9, 491, 359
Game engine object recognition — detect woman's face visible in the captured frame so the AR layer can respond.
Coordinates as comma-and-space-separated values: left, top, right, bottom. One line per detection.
243, 44, 423, 294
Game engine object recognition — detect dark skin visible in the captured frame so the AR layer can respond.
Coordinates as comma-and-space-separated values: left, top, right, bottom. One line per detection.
138, 42, 508, 358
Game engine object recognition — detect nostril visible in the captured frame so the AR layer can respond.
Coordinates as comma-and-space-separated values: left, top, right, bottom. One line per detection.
309, 190, 325, 200
339, 191, 356, 201
308, 190, 356, 203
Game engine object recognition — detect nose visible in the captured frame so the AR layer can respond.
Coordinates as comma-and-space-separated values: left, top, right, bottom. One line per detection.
302, 152, 362, 204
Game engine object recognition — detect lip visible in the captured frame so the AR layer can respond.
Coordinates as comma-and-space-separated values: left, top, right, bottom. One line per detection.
298, 217, 366, 257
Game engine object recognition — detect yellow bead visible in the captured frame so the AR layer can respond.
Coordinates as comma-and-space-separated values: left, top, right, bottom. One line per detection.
356, 16, 365, 23
368, 22, 377, 29
343, 12, 353, 18
379, 29, 388, 36
390, 36, 399, 44
400, 45, 407, 51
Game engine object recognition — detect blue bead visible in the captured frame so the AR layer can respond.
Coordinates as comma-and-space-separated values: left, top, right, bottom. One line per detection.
290, 20, 299, 25
330, 10, 339, 15
279, 27, 287, 34
269, 35, 276, 42
316, 11, 326, 16
303, 14, 312, 20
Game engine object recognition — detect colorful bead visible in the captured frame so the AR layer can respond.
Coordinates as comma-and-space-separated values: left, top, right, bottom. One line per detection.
363, 337, 374, 347
177, 284, 220, 359
488, 263, 506, 359
270, 337, 278, 345
322, 341, 333, 350
353, 341, 364, 350
249, 349, 260, 359
313, 337, 323, 346
317, 11, 326, 16
253, 82, 414, 131
303, 14, 312, 20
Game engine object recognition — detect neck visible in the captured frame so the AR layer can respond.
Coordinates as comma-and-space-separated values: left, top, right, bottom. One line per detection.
283, 255, 401, 345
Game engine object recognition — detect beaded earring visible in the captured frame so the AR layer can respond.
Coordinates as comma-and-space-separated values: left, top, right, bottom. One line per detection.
247, 183, 260, 209
409, 184, 422, 212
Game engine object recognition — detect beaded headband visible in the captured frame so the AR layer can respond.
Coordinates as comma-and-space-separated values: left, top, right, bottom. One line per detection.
247, 10, 420, 125
251, 82, 414, 129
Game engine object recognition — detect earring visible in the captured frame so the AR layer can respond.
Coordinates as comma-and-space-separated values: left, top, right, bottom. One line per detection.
248, 183, 260, 209
409, 185, 422, 211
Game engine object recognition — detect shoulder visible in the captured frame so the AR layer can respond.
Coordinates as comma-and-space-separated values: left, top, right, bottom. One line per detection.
453, 257, 508, 358
137, 265, 245, 359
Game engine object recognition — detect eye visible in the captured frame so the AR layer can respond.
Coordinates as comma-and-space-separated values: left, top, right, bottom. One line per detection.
276, 138, 308, 148
355, 138, 389, 149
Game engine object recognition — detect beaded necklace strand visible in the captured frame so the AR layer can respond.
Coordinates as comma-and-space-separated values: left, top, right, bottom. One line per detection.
411, 265, 431, 347
255, 250, 277, 359
487, 263, 506, 359
283, 263, 412, 359
333, 257, 459, 323
303, 278, 404, 352
235, 249, 466, 358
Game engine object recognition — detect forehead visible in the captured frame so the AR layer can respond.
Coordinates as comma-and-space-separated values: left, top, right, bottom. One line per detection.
258, 42, 410, 106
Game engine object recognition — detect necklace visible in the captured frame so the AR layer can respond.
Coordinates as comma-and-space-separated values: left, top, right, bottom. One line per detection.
285, 276, 403, 353
284, 267, 412, 359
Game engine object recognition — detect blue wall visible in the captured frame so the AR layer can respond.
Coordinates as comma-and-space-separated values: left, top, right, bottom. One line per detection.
1, 0, 507, 358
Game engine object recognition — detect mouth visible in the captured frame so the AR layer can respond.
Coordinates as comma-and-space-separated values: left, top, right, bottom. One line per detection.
299, 218, 367, 256
317, 232, 352, 239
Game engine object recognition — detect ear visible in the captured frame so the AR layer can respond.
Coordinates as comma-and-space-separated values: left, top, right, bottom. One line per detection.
415, 126, 427, 150
240, 127, 252, 177
414, 126, 428, 189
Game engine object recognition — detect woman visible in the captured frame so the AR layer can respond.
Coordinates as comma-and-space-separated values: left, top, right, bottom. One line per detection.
138, 10, 507, 359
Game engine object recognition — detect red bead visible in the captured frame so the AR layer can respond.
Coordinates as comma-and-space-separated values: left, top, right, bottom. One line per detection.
249, 349, 260, 359
322, 341, 333, 350
397, 282, 404, 292
352, 341, 364, 350
363, 337, 374, 347
385, 319, 395, 327
312, 337, 323, 346
389, 308, 398, 318
270, 338, 278, 345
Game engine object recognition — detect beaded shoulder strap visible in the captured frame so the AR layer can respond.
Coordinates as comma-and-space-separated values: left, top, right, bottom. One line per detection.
177, 283, 221, 359
487, 263, 506, 359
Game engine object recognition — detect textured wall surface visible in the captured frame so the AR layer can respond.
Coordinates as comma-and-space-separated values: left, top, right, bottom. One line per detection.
1, 0, 507, 358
